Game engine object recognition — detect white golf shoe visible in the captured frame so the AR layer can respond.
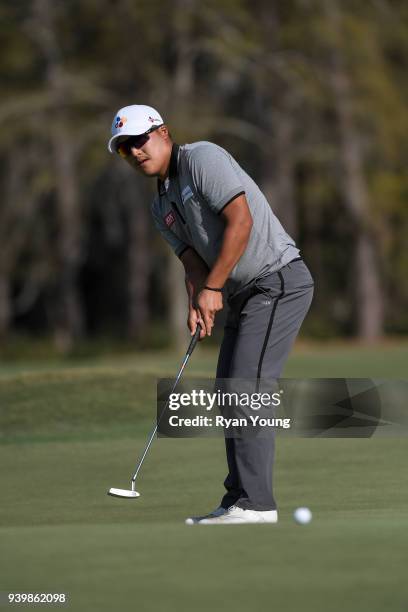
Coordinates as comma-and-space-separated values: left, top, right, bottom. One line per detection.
185, 506, 228, 525
197, 505, 278, 525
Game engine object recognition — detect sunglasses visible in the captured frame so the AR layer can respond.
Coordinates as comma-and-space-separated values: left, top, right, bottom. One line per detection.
116, 125, 162, 158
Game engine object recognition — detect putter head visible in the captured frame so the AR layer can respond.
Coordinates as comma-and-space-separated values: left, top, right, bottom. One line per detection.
108, 487, 141, 499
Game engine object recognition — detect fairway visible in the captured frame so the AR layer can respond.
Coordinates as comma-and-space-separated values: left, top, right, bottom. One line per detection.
1, 343, 407, 611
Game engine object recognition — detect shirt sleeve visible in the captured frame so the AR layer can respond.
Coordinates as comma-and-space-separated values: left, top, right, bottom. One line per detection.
151, 197, 190, 259
187, 144, 245, 214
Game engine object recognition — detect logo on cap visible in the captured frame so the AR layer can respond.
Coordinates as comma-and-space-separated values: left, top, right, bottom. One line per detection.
115, 116, 127, 129
149, 116, 160, 123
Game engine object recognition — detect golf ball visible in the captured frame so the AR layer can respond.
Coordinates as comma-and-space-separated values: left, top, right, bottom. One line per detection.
293, 507, 312, 525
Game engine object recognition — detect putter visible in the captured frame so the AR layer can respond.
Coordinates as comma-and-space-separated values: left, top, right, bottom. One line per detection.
108, 323, 202, 499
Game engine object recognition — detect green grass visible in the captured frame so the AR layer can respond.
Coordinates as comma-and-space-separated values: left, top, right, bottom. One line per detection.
0, 342, 407, 611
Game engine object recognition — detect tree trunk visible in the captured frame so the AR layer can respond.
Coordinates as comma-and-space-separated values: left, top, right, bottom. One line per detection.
253, 5, 298, 240
326, 0, 383, 341
126, 178, 151, 343
355, 233, 384, 340
262, 108, 297, 240
0, 275, 11, 340
52, 119, 85, 352
273, 111, 297, 239
32, 0, 85, 352
0, 150, 39, 340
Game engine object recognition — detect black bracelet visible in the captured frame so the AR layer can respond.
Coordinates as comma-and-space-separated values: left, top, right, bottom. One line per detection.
204, 285, 223, 292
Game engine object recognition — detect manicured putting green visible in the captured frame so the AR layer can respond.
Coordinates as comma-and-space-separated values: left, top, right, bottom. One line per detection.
0, 343, 407, 611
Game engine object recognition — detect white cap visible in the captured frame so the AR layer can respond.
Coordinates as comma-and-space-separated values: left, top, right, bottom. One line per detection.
108, 104, 164, 153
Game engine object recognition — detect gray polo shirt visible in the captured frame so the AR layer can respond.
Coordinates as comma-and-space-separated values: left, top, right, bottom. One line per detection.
151, 141, 300, 297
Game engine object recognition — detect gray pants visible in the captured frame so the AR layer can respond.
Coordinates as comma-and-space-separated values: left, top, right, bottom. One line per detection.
216, 258, 314, 510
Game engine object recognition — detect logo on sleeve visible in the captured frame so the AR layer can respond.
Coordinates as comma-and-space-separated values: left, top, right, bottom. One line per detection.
181, 185, 194, 204
164, 211, 176, 227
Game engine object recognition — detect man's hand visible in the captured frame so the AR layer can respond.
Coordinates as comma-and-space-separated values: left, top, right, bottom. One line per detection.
187, 306, 206, 339
196, 288, 223, 337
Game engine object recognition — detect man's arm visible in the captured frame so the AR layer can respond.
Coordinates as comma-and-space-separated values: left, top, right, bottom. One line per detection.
205, 193, 253, 289
180, 248, 210, 338
194, 193, 253, 337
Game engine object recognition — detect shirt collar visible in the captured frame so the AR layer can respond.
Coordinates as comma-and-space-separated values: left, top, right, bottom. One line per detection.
157, 143, 180, 197
169, 143, 180, 179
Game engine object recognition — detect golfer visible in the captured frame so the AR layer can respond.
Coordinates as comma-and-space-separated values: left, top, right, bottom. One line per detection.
108, 104, 314, 524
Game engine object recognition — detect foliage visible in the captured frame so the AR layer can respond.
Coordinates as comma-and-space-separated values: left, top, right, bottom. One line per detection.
0, 0, 407, 350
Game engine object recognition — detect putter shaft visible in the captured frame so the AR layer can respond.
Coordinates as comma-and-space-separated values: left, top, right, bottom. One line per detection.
130, 325, 201, 486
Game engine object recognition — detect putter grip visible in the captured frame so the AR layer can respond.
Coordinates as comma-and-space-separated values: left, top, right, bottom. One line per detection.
186, 323, 201, 356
